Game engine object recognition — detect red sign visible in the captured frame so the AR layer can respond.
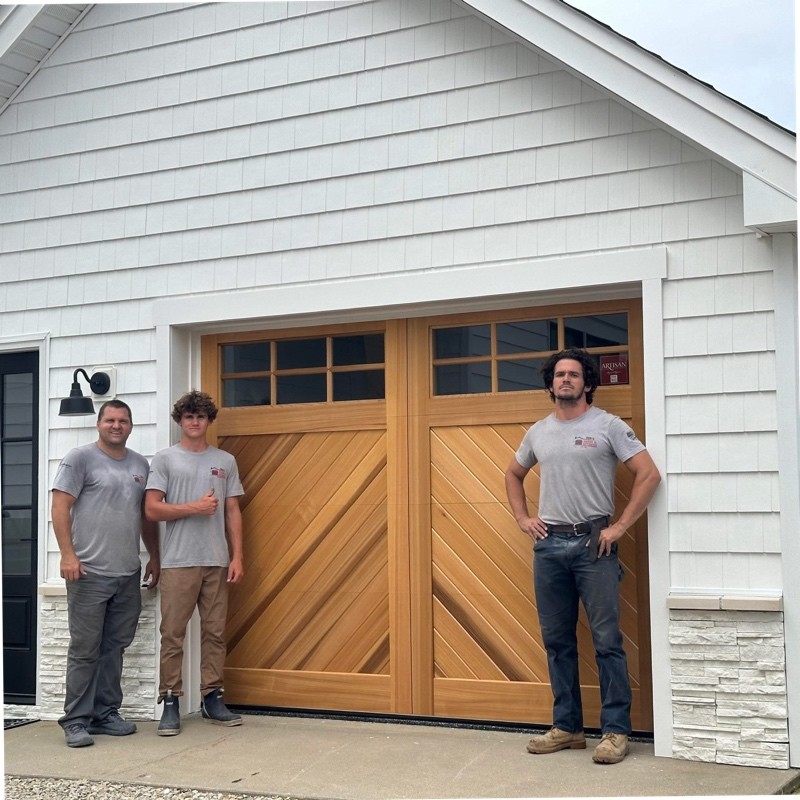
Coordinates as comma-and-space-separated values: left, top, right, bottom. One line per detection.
600, 353, 629, 385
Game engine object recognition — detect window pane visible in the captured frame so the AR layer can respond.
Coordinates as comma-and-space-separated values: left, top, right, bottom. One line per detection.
565, 313, 628, 348
223, 378, 270, 407
433, 325, 491, 359
333, 371, 385, 401
333, 334, 385, 366
497, 320, 558, 354
498, 358, 547, 392
3, 373, 33, 439
277, 338, 326, 369
2, 510, 32, 576
276, 373, 326, 404
2, 442, 32, 506
222, 343, 270, 373
434, 363, 491, 395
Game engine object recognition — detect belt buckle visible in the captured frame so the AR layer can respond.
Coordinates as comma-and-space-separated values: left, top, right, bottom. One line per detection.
573, 522, 583, 535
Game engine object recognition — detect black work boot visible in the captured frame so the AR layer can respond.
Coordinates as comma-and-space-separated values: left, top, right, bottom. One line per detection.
201, 688, 242, 727
157, 690, 181, 736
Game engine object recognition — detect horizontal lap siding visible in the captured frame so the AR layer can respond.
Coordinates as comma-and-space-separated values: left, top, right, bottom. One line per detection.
1, 3, 742, 292
0, 0, 779, 600
662, 233, 779, 592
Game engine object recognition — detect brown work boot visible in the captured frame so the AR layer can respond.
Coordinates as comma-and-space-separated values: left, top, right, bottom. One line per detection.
592, 732, 630, 764
526, 726, 586, 754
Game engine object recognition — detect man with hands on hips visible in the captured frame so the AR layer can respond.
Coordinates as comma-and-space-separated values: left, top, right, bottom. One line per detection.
505, 348, 660, 765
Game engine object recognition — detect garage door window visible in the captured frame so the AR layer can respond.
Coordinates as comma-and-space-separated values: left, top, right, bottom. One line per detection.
221, 333, 385, 407
433, 313, 628, 396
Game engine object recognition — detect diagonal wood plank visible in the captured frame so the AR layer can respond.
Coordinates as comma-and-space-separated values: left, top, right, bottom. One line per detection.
432, 541, 540, 683
433, 598, 508, 681
227, 432, 387, 644
229, 487, 388, 666
270, 532, 389, 672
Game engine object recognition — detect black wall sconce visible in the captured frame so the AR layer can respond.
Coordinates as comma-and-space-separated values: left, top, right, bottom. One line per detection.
58, 368, 113, 416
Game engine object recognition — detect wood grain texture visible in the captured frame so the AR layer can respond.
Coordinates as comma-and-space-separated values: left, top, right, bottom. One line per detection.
206, 301, 652, 728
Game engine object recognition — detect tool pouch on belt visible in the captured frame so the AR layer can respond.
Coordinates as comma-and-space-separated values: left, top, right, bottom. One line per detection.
587, 518, 605, 561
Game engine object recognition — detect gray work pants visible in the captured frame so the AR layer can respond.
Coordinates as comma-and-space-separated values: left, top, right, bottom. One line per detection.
59, 571, 141, 729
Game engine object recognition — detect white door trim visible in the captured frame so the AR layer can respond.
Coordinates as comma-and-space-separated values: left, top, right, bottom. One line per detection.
153, 248, 671, 744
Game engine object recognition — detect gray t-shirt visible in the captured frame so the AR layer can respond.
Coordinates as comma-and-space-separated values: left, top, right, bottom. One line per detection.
515, 405, 645, 525
52, 443, 149, 577
145, 444, 244, 569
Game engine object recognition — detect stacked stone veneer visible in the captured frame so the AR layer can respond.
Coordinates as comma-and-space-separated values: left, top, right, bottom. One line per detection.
7, 592, 790, 771
4, 590, 158, 722
670, 608, 789, 769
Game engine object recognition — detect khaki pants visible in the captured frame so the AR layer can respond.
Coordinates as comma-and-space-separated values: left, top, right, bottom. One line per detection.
158, 566, 228, 699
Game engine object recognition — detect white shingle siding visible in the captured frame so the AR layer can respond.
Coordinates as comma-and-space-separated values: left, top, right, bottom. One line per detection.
1, 0, 794, 766
0, 0, 782, 578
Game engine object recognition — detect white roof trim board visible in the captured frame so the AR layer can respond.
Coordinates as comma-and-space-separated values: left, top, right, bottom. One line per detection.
460, 0, 796, 205
0, 4, 89, 112
0, 0, 795, 231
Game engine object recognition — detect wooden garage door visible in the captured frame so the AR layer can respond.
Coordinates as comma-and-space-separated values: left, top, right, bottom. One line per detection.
407, 300, 651, 730
202, 299, 652, 730
204, 321, 410, 712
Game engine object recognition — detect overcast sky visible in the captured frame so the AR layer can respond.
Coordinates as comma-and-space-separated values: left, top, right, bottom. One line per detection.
564, 0, 796, 131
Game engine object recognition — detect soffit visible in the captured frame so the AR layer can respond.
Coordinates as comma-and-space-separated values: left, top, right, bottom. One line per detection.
0, 4, 88, 111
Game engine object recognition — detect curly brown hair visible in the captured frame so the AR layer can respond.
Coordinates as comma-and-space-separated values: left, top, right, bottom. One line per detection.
171, 390, 219, 423
540, 348, 599, 404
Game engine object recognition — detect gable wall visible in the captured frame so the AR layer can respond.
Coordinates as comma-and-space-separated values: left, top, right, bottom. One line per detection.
0, 0, 782, 669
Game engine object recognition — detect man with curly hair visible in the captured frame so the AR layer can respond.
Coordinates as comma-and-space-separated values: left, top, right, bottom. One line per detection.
505, 348, 660, 764
145, 390, 244, 736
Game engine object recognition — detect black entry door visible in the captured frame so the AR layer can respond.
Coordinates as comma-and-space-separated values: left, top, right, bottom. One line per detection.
2, 350, 39, 704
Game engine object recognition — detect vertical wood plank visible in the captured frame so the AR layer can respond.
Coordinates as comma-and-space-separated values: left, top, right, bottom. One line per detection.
386, 319, 413, 713
407, 316, 434, 715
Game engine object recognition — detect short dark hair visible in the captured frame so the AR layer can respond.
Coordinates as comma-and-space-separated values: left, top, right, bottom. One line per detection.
541, 348, 599, 404
97, 399, 133, 424
171, 390, 218, 423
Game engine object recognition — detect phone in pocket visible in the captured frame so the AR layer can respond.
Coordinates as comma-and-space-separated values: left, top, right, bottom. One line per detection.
587, 521, 602, 561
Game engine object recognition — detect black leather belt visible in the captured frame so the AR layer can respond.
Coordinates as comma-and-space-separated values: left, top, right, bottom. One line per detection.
546, 517, 609, 535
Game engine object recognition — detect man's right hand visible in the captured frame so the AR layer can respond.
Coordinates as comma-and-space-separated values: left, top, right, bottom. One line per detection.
60, 553, 86, 581
193, 488, 219, 516
517, 515, 549, 541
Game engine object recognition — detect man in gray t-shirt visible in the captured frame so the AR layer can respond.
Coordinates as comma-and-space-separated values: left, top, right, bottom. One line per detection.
145, 390, 244, 736
52, 400, 160, 749
505, 348, 660, 765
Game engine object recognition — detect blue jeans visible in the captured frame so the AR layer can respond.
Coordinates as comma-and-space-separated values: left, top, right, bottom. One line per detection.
533, 532, 631, 734
59, 571, 141, 729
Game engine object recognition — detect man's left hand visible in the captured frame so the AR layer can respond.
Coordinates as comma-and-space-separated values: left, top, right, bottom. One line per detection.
143, 559, 161, 589
227, 558, 244, 584
597, 522, 626, 557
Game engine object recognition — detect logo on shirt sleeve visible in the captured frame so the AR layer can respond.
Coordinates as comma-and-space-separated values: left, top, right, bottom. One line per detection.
574, 436, 597, 448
